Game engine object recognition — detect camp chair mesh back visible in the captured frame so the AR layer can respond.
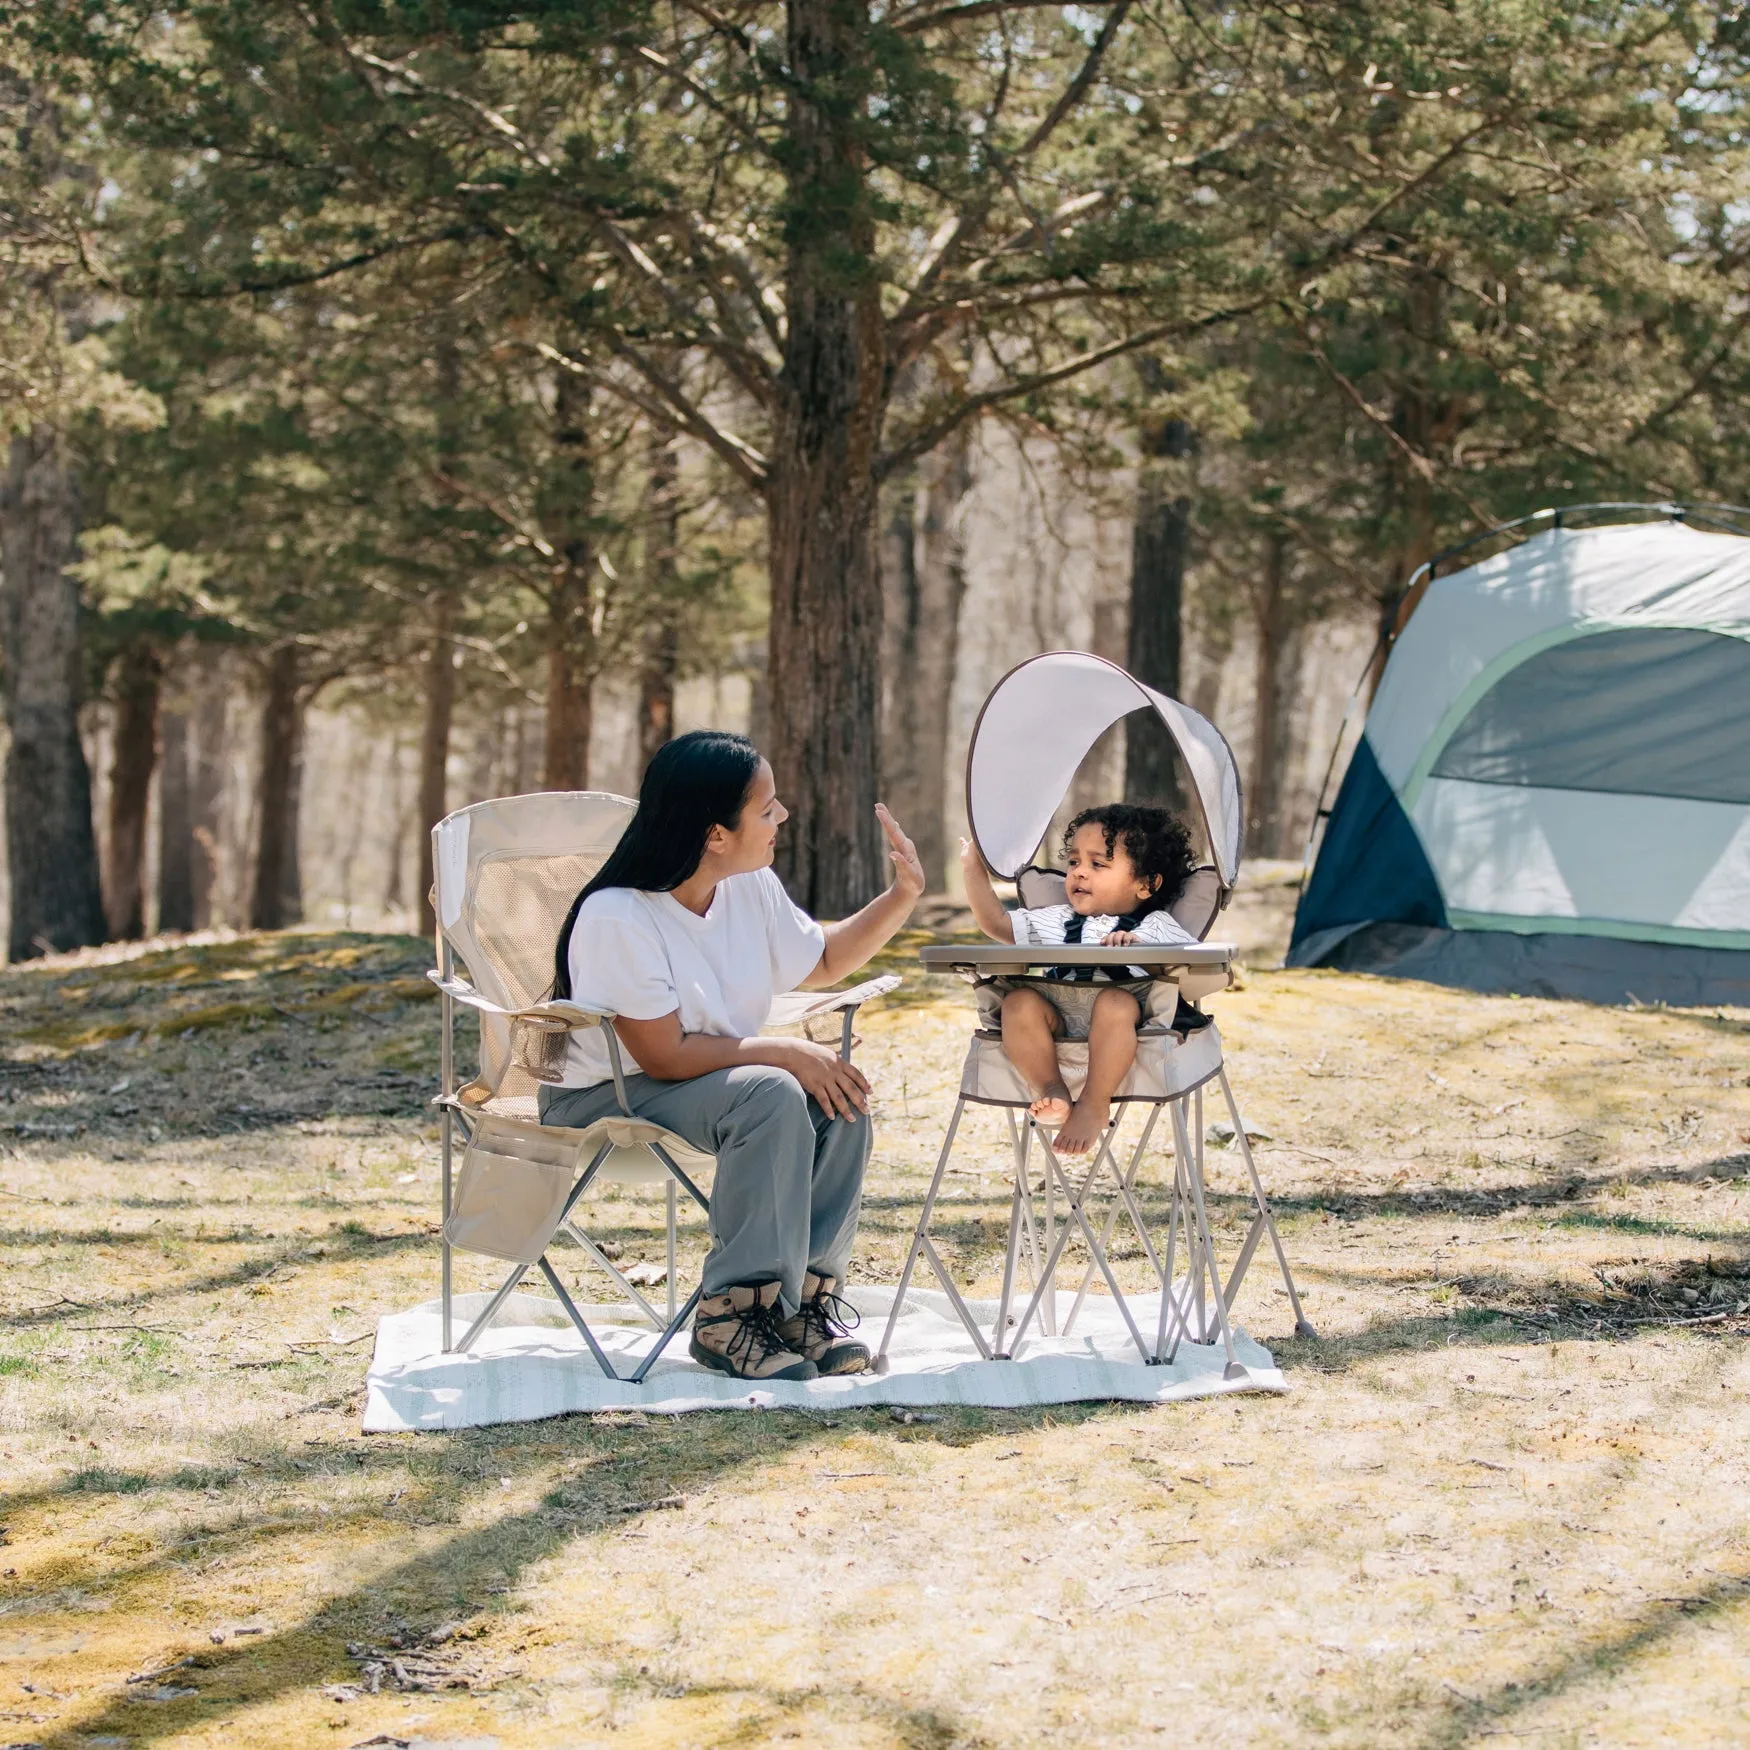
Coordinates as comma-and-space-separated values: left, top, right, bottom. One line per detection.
430, 789, 897, 1381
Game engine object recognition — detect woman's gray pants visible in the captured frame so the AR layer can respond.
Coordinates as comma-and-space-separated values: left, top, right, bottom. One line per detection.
538, 1066, 871, 1316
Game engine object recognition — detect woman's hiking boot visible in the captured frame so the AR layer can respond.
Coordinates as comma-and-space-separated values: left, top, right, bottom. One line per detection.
689, 1282, 817, 1382
776, 1271, 870, 1375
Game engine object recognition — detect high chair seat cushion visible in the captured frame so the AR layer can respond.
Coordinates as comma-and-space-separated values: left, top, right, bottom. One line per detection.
959, 1018, 1225, 1105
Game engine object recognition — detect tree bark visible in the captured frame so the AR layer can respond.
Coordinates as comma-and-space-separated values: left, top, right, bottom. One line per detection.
416, 598, 456, 938
880, 429, 971, 891
1125, 416, 1195, 809
543, 364, 594, 788
638, 430, 681, 771
102, 639, 164, 940
158, 703, 195, 933
1248, 533, 1306, 860
0, 427, 106, 959
189, 666, 227, 928
249, 644, 303, 931
768, 0, 887, 915
382, 736, 408, 914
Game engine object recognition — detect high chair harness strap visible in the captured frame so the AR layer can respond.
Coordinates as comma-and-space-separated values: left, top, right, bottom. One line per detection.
1054, 910, 1147, 982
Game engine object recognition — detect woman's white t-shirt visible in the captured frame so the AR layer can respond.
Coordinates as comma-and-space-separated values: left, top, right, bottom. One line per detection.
557, 868, 826, 1088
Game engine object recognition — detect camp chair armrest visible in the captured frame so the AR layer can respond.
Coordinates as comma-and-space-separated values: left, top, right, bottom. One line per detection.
764, 974, 901, 1029
426, 970, 613, 1030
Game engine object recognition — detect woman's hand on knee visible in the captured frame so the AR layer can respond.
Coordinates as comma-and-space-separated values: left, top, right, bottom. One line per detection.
762, 1039, 871, 1121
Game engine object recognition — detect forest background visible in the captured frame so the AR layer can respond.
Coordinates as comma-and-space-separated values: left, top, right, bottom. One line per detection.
3, 0, 1749, 960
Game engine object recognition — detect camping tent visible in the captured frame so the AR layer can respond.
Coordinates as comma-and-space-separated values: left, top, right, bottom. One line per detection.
1290, 513, 1750, 1006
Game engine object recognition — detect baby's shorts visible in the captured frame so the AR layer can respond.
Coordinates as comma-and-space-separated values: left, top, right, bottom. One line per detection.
976, 976, 1171, 1039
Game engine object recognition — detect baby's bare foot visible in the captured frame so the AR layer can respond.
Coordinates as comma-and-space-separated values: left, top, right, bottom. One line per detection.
1029, 1080, 1073, 1126
1054, 1098, 1110, 1156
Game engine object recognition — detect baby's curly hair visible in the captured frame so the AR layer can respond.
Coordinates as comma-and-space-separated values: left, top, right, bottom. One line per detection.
1062, 804, 1197, 915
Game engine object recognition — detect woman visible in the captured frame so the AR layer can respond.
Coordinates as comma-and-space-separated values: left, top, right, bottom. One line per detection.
540, 730, 924, 1383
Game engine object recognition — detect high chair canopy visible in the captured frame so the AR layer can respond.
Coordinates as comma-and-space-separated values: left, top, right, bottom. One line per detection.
966, 652, 1244, 888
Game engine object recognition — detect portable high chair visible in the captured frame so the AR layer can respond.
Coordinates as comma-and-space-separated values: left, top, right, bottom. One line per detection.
875, 653, 1312, 1379
428, 791, 896, 1382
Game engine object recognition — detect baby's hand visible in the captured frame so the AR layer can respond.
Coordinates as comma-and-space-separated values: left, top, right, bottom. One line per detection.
1102, 930, 1139, 946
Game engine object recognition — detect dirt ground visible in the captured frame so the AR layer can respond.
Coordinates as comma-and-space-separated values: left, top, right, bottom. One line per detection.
3, 901, 1749, 1749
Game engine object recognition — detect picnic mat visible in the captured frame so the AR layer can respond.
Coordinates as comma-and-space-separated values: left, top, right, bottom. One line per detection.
363, 1285, 1286, 1430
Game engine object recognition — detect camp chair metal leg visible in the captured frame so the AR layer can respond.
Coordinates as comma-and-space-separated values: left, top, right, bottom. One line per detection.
666, 1178, 678, 1324
456, 1262, 532, 1355
560, 1220, 665, 1329
1218, 1066, 1316, 1338
876, 1100, 965, 1367
536, 1256, 620, 1381
646, 1142, 711, 1212
630, 1284, 704, 1384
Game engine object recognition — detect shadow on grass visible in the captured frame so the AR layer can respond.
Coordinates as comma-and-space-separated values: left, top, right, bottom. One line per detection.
0, 1226, 433, 1330
1423, 1563, 1750, 1750
24, 1402, 1107, 1749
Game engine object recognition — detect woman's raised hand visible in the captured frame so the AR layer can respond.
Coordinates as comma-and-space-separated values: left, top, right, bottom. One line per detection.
876, 803, 925, 902
766, 1037, 872, 1121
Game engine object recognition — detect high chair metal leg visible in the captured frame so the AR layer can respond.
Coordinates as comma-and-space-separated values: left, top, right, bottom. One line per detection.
1216, 1067, 1316, 1338
1169, 1096, 1246, 1379
1062, 1106, 1166, 1335
877, 1101, 986, 1368
1007, 1132, 1155, 1363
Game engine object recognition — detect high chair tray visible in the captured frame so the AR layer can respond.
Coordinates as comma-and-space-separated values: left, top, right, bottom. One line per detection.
919, 942, 1234, 970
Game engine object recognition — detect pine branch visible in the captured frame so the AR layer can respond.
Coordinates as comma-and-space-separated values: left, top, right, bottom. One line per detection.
894, 0, 1125, 31
540, 341, 770, 490
877, 298, 1271, 479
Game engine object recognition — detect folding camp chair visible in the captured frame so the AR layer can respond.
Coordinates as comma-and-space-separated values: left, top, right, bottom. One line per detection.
428, 791, 897, 1381
875, 653, 1313, 1379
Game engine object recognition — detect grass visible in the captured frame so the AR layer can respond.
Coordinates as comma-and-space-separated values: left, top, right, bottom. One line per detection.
2, 920, 1749, 1747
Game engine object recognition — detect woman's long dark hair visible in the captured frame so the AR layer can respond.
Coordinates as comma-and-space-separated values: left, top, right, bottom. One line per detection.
552, 730, 763, 999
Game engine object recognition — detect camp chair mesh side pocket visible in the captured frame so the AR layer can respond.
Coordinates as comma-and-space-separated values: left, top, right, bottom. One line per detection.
428, 791, 897, 1381
876, 652, 1312, 1378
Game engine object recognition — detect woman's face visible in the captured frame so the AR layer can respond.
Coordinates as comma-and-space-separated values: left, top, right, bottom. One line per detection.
710, 759, 787, 873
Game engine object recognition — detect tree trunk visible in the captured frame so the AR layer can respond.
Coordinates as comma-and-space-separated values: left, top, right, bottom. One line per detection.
768, 0, 887, 915
189, 666, 227, 928
416, 598, 456, 937
1125, 417, 1195, 809
638, 430, 681, 771
543, 364, 595, 788
280, 721, 304, 925
249, 644, 303, 931
0, 427, 106, 959
102, 640, 163, 940
1248, 534, 1306, 860
382, 736, 408, 914
158, 703, 195, 933
880, 430, 971, 891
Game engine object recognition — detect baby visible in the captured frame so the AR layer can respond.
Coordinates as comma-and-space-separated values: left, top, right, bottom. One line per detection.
960, 805, 1198, 1156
